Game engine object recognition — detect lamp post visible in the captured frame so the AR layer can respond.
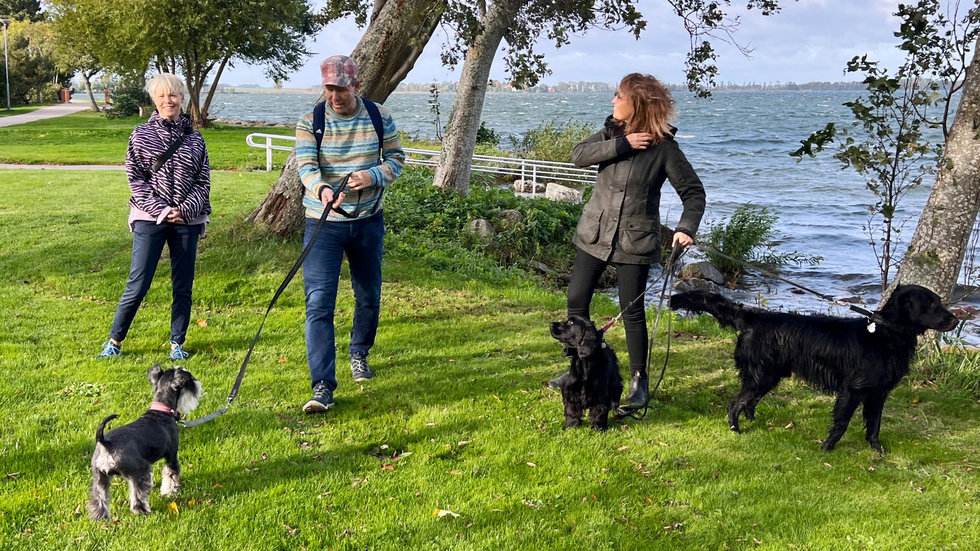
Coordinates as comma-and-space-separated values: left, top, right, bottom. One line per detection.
1, 18, 10, 111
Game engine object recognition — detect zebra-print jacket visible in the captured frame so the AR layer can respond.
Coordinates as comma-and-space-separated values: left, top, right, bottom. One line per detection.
125, 112, 211, 221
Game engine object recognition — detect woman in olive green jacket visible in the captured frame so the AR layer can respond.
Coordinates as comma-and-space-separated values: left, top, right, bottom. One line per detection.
555, 73, 706, 410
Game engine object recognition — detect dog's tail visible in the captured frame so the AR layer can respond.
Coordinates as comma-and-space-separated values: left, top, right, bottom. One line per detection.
95, 414, 119, 447
670, 290, 747, 331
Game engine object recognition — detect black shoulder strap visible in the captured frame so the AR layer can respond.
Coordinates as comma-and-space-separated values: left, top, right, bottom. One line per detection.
150, 133, 185, 174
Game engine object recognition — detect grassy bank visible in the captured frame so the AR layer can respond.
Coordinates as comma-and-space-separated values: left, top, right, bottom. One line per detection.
0, 111, 294, 170
1, 167, 978, 550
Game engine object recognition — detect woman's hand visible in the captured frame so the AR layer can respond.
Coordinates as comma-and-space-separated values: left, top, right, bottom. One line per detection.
165, 209, 184, 224
626, 132, 654, 150
672, 231, 693, 249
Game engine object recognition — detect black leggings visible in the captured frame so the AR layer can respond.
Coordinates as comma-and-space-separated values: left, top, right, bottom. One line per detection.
566, 247, 650, 376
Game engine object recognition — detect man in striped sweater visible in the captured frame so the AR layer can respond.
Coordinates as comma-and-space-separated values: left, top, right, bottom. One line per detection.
295, 55, 406, 414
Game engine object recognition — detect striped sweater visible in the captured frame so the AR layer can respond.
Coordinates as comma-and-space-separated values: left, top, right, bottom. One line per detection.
125, 112, 211, 223
295, 98, 405, 221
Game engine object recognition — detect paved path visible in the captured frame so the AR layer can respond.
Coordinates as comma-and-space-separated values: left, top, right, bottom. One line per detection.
0, 102, 93, 128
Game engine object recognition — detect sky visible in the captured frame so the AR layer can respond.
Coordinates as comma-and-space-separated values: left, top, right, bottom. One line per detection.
222, 0, 914, 88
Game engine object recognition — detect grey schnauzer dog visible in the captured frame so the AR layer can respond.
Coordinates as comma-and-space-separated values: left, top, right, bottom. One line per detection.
88, 364, 203, 520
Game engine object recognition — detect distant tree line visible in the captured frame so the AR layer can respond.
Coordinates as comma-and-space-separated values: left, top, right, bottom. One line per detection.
394, 80, 870, 93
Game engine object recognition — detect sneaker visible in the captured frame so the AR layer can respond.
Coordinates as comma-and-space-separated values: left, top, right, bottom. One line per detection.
169, 342, 190, 361
350, 354, 373, 382
303, 382, 334, 413
97, 341, 121, 359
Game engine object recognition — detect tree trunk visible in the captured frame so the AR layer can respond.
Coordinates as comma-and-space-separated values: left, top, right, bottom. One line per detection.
893, 35, 980, 302
243, 154, 307, 238
351, 0, 443, 103
248, 0, 443, 233
82, 70, 100, 112
431, 0, 525, 195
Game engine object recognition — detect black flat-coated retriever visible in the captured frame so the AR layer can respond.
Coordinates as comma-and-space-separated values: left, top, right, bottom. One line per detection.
550, 316, 624, 431
671, 284, 958, 453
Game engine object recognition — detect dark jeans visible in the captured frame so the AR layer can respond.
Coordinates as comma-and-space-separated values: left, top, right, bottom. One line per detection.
303, 213, 384, 392
566, 247, 651, 375
109, 221, 202, 345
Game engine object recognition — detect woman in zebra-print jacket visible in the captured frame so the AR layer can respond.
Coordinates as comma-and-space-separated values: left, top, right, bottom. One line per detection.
97, 73, 211, 362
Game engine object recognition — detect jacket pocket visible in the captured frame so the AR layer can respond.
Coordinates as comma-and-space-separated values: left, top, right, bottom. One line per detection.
619, 215, 659, 256
574, 204, 603, 245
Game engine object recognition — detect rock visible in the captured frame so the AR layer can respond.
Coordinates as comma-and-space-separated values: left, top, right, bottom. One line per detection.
545, 182, 582, 203
498, 209, 524, 230
466, 219, 495, 242
678, 261, 727, 285
513, 179, 546, 194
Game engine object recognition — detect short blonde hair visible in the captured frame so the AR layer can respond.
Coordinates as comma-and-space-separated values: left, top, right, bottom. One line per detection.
616, 73, 676, 144
145, 73, 186, 97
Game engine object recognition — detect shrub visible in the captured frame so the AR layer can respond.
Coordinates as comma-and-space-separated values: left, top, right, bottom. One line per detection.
475, 121, 501, 147
513, 118, 596, 162
105, 80, 152, 119
385, 167, 582, 275
701, 203, 821, 285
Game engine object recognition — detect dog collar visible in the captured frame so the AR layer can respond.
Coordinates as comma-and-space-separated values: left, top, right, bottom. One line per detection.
150, 401, 180, 420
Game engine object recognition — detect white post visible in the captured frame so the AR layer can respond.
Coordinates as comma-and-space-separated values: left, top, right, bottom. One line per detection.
265, 136, 273, 171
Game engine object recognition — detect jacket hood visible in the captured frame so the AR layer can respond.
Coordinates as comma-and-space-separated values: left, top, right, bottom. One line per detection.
148, 111, 194, 134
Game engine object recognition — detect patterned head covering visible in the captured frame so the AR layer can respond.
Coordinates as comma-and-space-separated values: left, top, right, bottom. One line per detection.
320, 55, 358, 88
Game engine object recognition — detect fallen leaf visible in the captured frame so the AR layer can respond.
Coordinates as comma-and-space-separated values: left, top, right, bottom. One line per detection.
278, 357, 288, 363
434, 509, 460, 518
382, 464, 395, 471
168, 502, 180, 515
196, 319, 208, 327
527, 462, 536, 467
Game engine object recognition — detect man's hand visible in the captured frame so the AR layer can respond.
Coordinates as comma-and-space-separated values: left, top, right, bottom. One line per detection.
320, 188, 346, 211
345, 170, 372, 191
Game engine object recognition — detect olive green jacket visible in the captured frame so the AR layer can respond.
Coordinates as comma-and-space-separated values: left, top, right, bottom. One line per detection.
571, 118, 706, 265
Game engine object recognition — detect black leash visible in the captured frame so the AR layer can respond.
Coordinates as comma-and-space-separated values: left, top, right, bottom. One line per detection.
692, 242, 886, 326
181, 175, 350, 427
615, 245, 685, 420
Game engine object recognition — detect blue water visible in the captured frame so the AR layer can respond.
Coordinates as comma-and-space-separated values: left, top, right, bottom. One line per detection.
85, 89, 977, 340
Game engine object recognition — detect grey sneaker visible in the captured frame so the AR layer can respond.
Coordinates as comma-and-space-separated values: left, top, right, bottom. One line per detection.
303, 382, 334, 413
350, 354, 373, 382
97, 341, 121, 359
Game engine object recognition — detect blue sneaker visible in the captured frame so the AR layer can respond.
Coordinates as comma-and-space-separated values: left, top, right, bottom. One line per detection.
303, 382, 334, 413
350, 354, 373, 382
97, 341, 121, 359
169, 342, 190, 361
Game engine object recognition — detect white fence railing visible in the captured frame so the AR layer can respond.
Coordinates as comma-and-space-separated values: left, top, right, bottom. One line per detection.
245, 133, 597, 192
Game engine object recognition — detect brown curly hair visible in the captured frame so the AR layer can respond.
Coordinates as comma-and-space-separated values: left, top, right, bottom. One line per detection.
615, 73, 676, 143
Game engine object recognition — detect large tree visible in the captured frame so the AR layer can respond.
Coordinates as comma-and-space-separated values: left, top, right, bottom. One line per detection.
893, 32, 980, 300
1, 20, 74, 105
0, 0, 44, 21
49, 0, 319, 126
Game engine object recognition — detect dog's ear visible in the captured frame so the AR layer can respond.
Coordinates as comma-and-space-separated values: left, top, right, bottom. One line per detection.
576, 321, 598, 359
147, 363, 164, 385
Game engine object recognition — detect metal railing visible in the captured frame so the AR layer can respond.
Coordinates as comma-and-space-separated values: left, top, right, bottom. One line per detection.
245, 133, 597, 193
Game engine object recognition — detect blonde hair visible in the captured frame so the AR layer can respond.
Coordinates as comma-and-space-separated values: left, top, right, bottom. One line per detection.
616, 73, 676, 143
145, 73, 186, 98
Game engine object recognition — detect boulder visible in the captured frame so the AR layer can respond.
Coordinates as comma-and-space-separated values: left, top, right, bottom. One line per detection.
545, 183, 582, 203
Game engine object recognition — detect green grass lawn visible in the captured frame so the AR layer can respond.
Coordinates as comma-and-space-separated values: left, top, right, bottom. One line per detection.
1, 114, 979, 550
0, 111, 294, 170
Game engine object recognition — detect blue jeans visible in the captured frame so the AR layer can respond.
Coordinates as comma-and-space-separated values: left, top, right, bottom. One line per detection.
109, 221, 202, 345
303, 213, 384, 391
